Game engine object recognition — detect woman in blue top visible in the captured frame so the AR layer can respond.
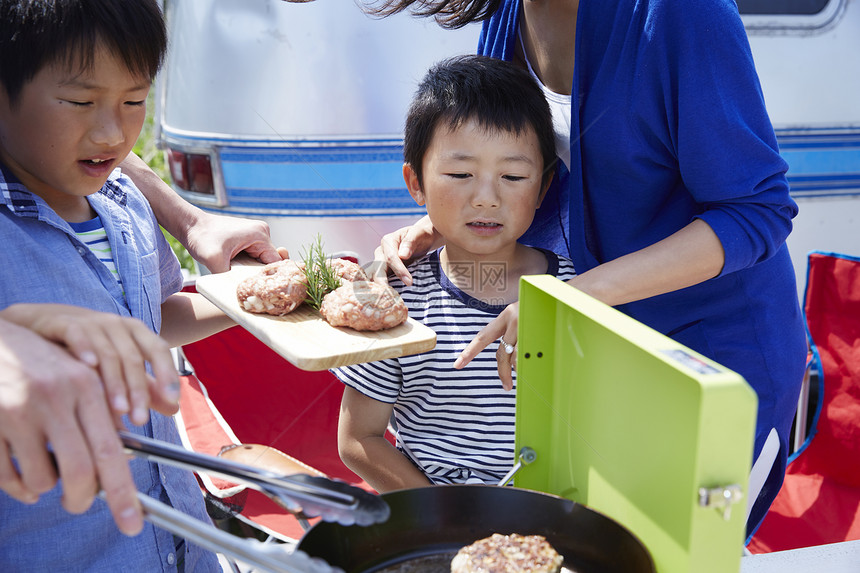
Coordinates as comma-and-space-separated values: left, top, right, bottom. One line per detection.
366, 0, 807, 538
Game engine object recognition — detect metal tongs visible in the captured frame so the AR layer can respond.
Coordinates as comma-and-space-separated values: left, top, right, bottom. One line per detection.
118, 431, 390, 573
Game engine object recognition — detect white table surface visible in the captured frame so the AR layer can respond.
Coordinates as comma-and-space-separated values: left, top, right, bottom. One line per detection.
741, 540, 860, 572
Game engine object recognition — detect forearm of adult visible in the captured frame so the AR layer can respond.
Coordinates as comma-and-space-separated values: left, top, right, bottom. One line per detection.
159, 292, 235, 348
120, 152, 202, 247
568, 218, 725, 307
455, 219, 726, 374
121, 152, 282, 272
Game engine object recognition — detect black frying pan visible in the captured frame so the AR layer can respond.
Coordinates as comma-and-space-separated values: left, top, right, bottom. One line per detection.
297, 485, 654, 573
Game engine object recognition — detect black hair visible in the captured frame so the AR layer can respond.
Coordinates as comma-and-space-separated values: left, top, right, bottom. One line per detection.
0, 0, 166, 105
404, 54, 557, 189
361, 0, 499, 29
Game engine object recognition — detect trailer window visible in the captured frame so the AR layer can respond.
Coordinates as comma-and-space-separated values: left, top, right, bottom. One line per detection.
740, 0, 843, 31
737, 0, 831, 15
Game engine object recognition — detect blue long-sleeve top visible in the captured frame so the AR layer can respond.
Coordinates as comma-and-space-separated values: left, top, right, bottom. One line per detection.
481, 0, 796, 279
479, 0, 807, 534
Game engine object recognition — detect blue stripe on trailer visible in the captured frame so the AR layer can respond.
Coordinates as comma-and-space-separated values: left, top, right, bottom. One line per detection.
218, 145, 419, 215
183, 130, 860, 215
775, 129, 860, 198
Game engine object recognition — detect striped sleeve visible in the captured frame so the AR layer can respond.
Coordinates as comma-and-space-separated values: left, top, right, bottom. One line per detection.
332, 357, 403, 404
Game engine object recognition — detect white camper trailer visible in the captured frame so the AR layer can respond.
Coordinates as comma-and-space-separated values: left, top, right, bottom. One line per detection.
157, 0, 860, 289
743, 0, 860, 290
156, 0, 477, 263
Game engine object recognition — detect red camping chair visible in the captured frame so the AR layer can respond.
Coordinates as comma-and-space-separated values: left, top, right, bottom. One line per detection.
175, 286, 379, 542
747, 251, 860, 553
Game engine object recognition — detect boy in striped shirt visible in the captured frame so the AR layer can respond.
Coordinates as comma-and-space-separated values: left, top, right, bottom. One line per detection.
334, 55, 576, 492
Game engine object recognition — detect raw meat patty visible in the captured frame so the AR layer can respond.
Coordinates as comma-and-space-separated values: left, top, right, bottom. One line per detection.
319, 281, 407, 331
236, 259, 308, 316
327, 258, 368, 282
450, 533, 564, 573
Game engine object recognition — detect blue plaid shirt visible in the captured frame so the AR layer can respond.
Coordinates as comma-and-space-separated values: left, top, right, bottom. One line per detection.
0, 165, 220, 572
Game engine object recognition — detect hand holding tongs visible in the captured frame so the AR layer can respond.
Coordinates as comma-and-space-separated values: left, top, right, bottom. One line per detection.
118, 431, 390, 573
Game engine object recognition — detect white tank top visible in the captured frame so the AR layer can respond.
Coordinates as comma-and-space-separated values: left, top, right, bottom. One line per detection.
520, 33, 573, 170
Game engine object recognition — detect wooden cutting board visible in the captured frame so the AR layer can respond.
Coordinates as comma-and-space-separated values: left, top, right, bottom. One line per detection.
195, 258, 437, 371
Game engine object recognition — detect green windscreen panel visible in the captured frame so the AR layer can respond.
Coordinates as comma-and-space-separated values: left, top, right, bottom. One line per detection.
514, 276, 757, 573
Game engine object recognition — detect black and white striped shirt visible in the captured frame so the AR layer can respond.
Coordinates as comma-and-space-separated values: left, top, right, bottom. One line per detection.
333, 248, 576, 485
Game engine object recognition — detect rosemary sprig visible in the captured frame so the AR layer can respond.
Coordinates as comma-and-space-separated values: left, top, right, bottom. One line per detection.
301, 234, 342, 310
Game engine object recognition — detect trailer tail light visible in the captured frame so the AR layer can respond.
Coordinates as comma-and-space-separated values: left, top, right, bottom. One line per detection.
167, 148, 214, 195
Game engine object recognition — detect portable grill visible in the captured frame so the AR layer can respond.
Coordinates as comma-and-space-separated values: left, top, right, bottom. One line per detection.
513, 275, 757, 573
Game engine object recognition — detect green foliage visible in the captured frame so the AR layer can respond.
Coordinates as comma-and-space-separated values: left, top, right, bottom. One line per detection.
301, 234, 343, 310
135, 89, 197, 274
133, 91, 166, 177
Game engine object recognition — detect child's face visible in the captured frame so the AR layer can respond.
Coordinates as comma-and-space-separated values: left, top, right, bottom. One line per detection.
0, 43, 150, 221
403, 118, 548, 258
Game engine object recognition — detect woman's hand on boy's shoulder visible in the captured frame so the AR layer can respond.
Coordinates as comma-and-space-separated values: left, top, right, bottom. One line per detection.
370, 215, 441, 286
